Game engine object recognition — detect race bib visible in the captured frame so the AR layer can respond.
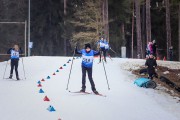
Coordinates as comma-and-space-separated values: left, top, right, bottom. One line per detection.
82, 55, 94, 63
11, 50, 20, 58
100, 42, 105, 47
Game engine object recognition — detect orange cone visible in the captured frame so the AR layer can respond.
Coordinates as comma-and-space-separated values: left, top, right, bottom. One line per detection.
43, 96, 50, 101
41, 79, 45, 81
53, 73, 56, 75
59, 67, 63, 69
38, 84, 42, 87
163, 56, 166, 61
157, 57, 160, 60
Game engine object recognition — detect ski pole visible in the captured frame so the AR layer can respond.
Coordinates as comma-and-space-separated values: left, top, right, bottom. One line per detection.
102, 57, 110, 90
110, 48, 117, 54
3, 60, 9, 79
21, 57, 26, 79
66, 45, 77, 90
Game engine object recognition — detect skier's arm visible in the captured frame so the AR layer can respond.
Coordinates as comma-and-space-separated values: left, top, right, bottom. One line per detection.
19, 47, 23, 54
75, 47, 82, 54
154, 60, 157, 68
93, 50, 100, 56
145, 60, 148, 67
7, 48, 13, 54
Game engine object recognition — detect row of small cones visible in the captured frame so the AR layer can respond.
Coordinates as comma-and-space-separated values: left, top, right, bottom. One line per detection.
36, 58, 73, 119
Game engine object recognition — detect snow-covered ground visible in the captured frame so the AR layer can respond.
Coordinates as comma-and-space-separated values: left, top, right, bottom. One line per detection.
0, 56, 179, 120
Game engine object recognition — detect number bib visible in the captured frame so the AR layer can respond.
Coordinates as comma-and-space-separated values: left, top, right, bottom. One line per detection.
100, 42, 105, 48
82, 55, 94, 63
11, 50, 20, 59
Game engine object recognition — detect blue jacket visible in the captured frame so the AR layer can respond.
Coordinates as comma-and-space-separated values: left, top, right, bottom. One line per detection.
7, 48, 23, 60
76, 49, 100, 68
97, 40, 110, 50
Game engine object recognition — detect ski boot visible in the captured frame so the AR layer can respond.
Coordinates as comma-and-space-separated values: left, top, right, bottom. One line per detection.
93, 90, 99, 94
80, 89, 85, 92
16, 76, 20, 80
9, 74, 13, 79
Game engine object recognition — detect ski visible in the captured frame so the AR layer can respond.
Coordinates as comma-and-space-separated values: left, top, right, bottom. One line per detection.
69, 91, 91, 94
93, 93, 107, 97
69, 91, 106, 97
4, 78, 22, 81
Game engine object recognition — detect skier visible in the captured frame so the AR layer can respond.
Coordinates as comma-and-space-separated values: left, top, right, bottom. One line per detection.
7, 44, 23, 80
145, 54, 158, 80
97, 37, 107, 62
169, 46, 173, 61
75, 43, 100, 94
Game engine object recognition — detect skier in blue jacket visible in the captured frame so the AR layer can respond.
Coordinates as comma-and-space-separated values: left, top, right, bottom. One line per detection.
75, 43, 100, 94
7, 44, 23, 80
97, 37, 108, 62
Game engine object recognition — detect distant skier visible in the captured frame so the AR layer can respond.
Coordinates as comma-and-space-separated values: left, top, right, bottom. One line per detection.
7, 44, 23, 80
97, 37, 107, 62
75, 43, 100, 94
145, 54, 158, 80
169, 46, 173, 61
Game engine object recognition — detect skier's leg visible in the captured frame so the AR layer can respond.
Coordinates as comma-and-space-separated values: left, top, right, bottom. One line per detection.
87, 67, 96, 91
103, 50, 107, 62
81, 66, 86, 91
148, 73, 153, 80
99, 49, 102, 62
14, 60, 19, 80
10, 60, 14, 78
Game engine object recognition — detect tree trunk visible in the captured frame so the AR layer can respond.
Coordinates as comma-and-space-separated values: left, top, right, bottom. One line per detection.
135, 0, 143, 58
132, 0, 135, 58
179, 2, 180, 61
101, 0, 109, 41
64, 0, 67, 56
142, 1, 146, 58
146, 0, 151, 43
121, 23, 125, 46
165, 0, 171, 60
104, 0, 109, 41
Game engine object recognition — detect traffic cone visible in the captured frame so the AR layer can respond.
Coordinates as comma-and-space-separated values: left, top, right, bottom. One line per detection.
59, 67, 63, 69
43, 96, 50, 101
157, 56, 160, 60
56, 70, 59, 72
47, 76, 50, 79
37, 81, 41, 84
47, 105, 56, 112
39, 89, 44, 93
67, 61, 69, 63
163, 56, 166, 61
53, 73, 56, 75
69, 59, 71, 61
41, 79, 45, 81
63, 64, 66, 66
38, 84, 42, 87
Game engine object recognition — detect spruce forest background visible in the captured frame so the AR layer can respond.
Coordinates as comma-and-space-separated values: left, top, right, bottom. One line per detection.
0, 0, 179, 61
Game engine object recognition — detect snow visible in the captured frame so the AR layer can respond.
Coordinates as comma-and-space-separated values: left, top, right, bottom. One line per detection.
0, 56, 179, 120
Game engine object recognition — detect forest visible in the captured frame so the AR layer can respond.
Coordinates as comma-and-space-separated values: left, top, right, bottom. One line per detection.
0, 0, 179, 61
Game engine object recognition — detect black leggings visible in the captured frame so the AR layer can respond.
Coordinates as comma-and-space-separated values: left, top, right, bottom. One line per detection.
82, 66, 96, 91
10, 59, 19, 77
99, 48, 107, 62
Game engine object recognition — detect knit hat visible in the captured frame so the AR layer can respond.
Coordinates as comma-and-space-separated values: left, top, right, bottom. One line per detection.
85, 43, 91, 49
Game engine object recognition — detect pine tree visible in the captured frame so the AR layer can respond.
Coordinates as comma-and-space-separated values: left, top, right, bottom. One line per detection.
70, 0, 103, 48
